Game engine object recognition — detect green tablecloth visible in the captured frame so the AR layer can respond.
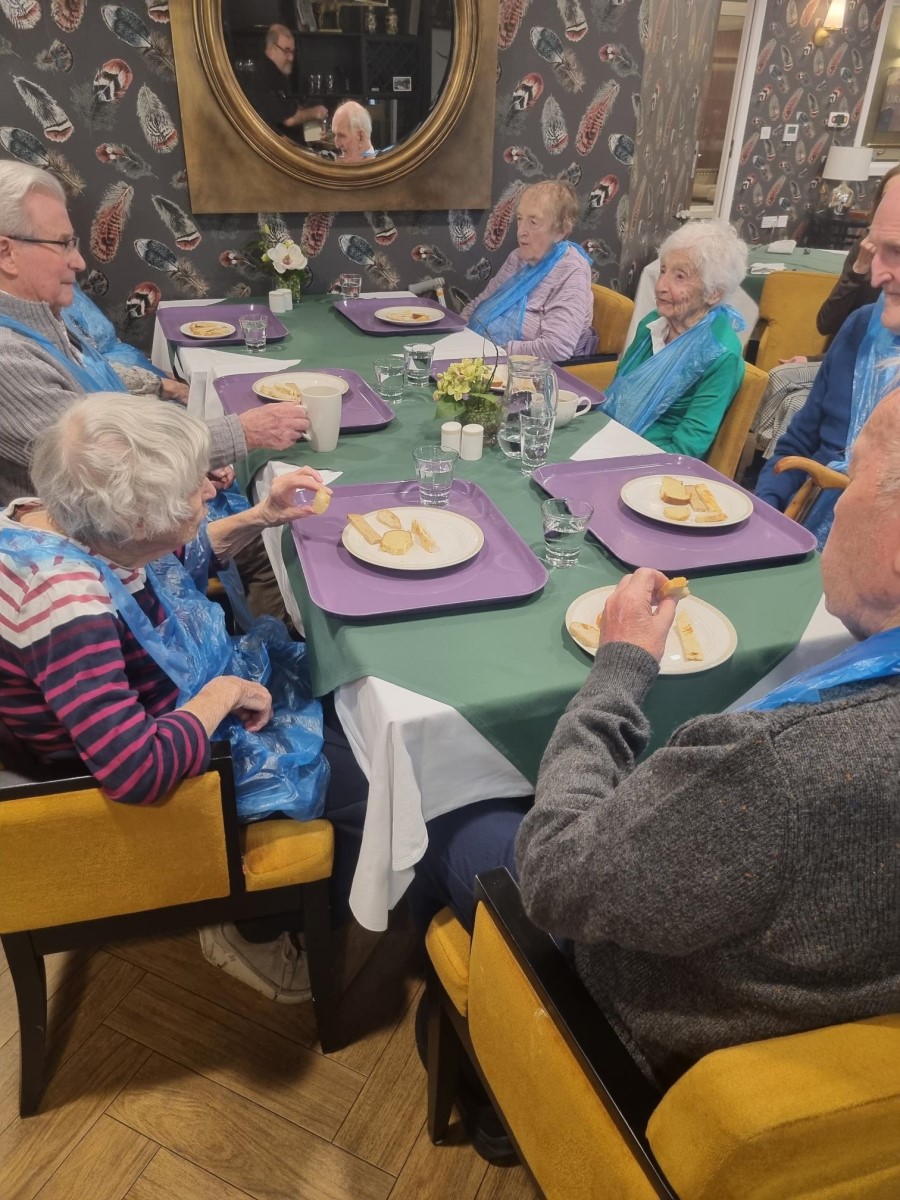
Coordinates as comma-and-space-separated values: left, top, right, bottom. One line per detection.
217, 297, 823, 783
743, 246, 844, 303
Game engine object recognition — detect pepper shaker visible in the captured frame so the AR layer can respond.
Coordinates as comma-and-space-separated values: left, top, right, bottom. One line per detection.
459, 423, 484, 461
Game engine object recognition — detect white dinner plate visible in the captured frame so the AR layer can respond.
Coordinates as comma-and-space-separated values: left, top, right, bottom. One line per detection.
565, 586, 738, 675
179, 320, 236, 339
252, 372, 350, 402
619, 474, 753, 529
373, 306, 444, 326
341, 506, 484, 571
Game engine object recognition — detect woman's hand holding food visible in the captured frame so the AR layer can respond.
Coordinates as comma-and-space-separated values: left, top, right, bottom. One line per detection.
599, 568, 679, 663
256, 467, 331, 526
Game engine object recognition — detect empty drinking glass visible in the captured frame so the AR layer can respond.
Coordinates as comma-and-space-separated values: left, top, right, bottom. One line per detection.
239, 313, 268, 352
519, 411, 553, 476
340, 273, 362, 299
413, 444, 458, 507
373, 353, 405, 401
541, 497, 594, 567
403, 342, 435, 386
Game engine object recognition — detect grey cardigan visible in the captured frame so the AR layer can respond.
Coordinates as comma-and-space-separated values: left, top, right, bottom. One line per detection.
0, 292, 245, 504
516, 640, 900, 1088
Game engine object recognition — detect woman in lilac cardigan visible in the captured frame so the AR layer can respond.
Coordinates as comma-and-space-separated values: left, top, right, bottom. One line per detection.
461, 181, 595, 363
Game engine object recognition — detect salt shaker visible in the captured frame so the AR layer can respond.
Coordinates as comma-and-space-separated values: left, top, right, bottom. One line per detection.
459, 423, 484, 461
440, 421, 462, 453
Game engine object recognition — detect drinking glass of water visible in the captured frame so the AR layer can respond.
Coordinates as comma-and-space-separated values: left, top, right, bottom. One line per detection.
373, 353, 405, 401
413, 444, 458, 507
519, 411, 553, 476
340, 273, 362, 299
239, 314, 268, 352
541, 498, 594, 567
403, 343, 435, 386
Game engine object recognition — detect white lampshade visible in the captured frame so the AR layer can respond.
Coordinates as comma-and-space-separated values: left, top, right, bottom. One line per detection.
821, 145, 873, 182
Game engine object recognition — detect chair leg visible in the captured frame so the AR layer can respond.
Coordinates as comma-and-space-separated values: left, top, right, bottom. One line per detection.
1, 932, 48, 1117
303, 878, 340, 1054
426, 965, 461, 1144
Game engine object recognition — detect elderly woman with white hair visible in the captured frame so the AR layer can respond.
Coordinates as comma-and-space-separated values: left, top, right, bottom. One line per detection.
460, 180, 594, 363
602, 221, 748, 458
0, 393, 368, 1003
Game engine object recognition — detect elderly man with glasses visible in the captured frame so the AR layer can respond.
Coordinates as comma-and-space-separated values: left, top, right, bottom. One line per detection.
245, 23, 327, 142
0, 162, 310, 505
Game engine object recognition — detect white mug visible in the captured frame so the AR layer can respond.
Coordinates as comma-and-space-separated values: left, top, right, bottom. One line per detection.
555, 389, 592, 428
300, 382, 343, 452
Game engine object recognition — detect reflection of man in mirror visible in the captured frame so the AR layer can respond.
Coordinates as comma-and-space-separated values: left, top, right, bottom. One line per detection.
332, 101, 377, 161
245, 24, 327, 142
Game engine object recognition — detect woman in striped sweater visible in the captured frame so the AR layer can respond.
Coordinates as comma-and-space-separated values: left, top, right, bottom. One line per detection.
0, 393, 366, 1003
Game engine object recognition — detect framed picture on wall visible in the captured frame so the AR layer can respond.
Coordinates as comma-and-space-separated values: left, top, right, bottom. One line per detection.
876, 68, 900, 135
393, 76, 412, 92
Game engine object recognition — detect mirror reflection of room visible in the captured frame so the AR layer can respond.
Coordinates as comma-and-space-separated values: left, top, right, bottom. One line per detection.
224, 0, 455, 159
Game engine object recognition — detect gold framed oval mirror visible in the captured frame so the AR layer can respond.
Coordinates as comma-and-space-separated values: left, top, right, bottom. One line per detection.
173, 0, 498, 212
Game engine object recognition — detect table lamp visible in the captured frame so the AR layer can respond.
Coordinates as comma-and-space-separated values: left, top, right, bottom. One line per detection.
821, 145, 873, 215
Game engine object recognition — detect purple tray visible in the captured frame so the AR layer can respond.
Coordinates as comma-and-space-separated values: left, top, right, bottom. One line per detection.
532, 454, 817, 572
290, 479, 548, 619
214, 369, 395, 433
335, 297, 467, 336
431, 361, 608, 409
158, 304, 289, 347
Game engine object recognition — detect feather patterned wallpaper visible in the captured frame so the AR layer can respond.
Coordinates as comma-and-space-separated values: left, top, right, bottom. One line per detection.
729, 0, 882, 242
0, 0, 719, 351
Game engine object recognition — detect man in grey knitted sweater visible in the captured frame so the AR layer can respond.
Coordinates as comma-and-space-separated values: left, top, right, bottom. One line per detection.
414, 392, 900, 1091
0, 163, 308, 504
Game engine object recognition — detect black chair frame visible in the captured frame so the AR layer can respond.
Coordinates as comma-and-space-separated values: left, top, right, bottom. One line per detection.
0, 742, 340, 1117
426, 868, 677, 1199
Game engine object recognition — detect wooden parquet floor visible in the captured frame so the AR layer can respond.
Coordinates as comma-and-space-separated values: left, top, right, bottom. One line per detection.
0, 914, 539, 1200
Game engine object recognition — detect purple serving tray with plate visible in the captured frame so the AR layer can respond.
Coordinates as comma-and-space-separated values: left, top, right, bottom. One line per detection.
532, 453, 817, 573
290, 479, 548, 619
335, 297, 467, 336
214, 369, 395, 432
430, 361, 608, 409
158, 304, 289, 347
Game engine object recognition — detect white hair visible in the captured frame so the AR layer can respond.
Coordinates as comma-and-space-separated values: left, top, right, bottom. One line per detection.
334, 100, 372, 138
0, 161, 66, 239
658, 220, 748, 303
30, 393, 211, 548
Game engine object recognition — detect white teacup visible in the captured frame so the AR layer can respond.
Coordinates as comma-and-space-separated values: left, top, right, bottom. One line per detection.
300, 382, 343, 452
555, 389, 592, 427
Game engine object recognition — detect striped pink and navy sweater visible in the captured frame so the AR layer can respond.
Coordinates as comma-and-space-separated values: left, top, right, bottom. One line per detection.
0, 504, 209, 804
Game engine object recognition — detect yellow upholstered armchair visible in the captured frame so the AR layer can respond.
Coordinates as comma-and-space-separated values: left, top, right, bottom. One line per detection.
0, 740, 340, 1116
426, 869, 900, 1200
591, 284, 635, 358
753, 270, 839, 371
561, 360, 769, 480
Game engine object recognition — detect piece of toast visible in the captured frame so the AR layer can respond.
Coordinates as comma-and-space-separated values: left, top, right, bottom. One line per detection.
660, 576, 690, 601
569, 621, 601, 650
376, 508, 402, 529
688, 484, 709, 512
262, 382, 303, 401
312, 488, 331, 515
660, 475, 691, 505
674, 611, 704, 661
695, 511, 727, 524
346, 513, 382, 545
189, 320, 231, 336
410, 519, 438, 552
693, 483, 725, 519
663, 505, 691, 522
381, 529, 413, 556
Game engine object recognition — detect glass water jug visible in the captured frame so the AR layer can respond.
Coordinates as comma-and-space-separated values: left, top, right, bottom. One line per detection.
497, 357, 559, 459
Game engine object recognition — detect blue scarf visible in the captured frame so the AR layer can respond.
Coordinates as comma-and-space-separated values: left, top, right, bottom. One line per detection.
467, 241, 592, 346
602, 305, 746, 434
741, 626, 900, 711
0, 310, 124, 393
806, 296, 900, 547
0, 521, 328, 822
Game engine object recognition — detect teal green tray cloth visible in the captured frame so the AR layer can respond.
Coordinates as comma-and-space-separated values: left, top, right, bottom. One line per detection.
270, 410, 823, 785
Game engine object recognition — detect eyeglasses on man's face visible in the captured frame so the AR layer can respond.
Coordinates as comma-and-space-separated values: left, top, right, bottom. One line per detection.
275, 42, 295, 55
3, 234, 81, 254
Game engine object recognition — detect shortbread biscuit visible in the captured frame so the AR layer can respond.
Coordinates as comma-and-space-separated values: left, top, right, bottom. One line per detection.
346, 513, 381, 545
381, 529, 413, 556
410, 519, 438, 552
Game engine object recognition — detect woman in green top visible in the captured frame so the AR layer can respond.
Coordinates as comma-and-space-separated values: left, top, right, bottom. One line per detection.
604, 221, 748, 459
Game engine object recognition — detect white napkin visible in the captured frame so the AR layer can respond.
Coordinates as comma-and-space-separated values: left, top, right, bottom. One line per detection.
267, 460, 342, 487
360, 290, 416, 299
432, 329, 507, 361
175, 347, 301, 380
570, 420, 662, 461
749, 262, 786, 275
